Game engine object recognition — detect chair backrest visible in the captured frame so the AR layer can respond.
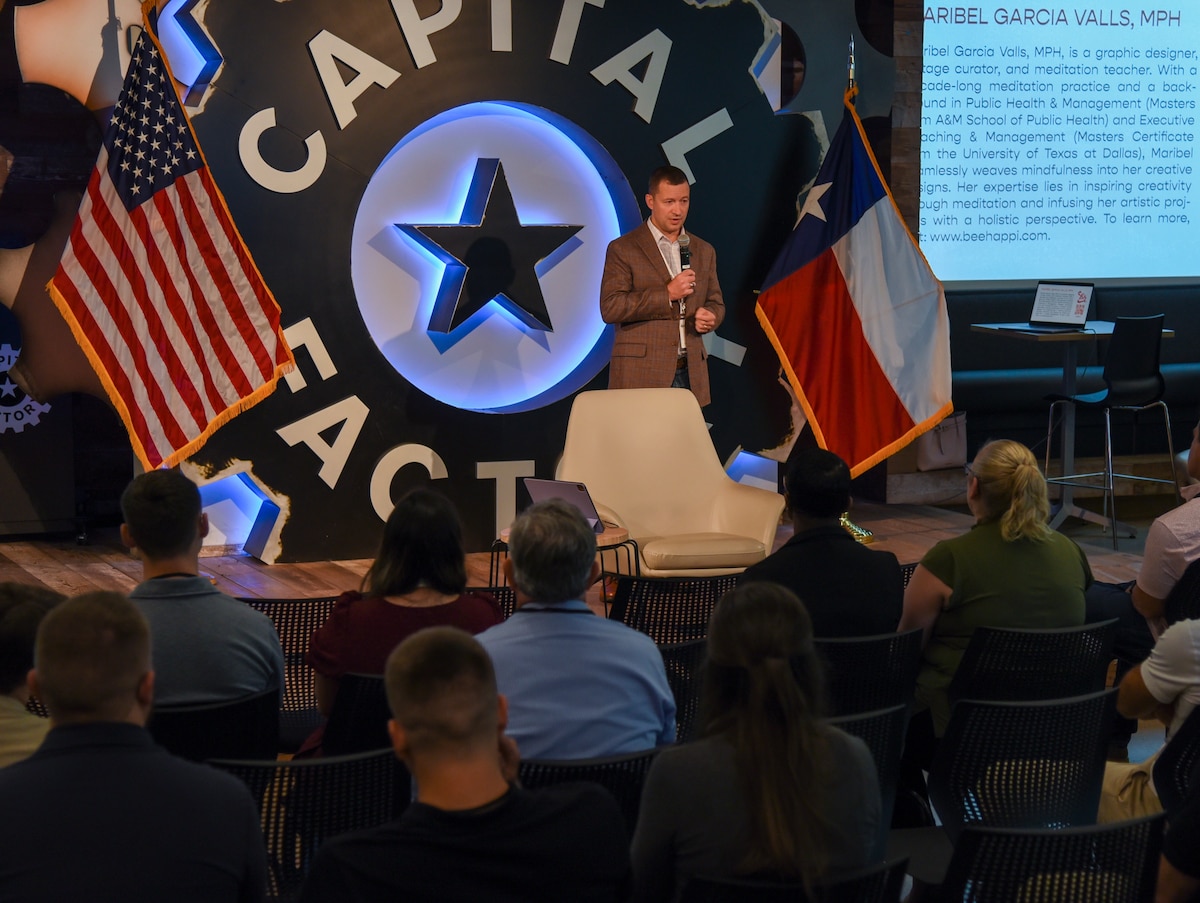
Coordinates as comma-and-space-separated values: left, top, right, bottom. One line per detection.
322, 673, 391, 757
556, 389, 742, 539
928, 689, 1115, 844
608, 575, 739, 645
1163, 557, 1200, 625
211, 748, 409, 902
827, 704, 909, 855
900, 562, 918, 588
1102, 315, 1166, 407
814, 628, 923, 716
659, 638, 707, 743
517, 747, 661, 836
239, 596, 338, 750
939, 814, 1165, 903
946, 619, 1118, 707
148, 688, 280, 762
679, 856, 909, 903
1152, 705, 1200, 814
466, 585, 517, 620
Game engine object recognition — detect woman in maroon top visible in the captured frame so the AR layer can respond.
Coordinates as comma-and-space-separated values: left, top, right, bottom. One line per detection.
307, 489, 502, 717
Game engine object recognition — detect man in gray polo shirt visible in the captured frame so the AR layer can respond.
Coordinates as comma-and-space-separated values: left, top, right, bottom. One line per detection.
121, 470, 284, 706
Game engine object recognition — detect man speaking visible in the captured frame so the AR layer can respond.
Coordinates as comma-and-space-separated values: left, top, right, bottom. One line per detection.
599, 166, 725, 406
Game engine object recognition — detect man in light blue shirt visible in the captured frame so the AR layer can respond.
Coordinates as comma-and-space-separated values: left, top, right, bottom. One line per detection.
478, 500, 675, 759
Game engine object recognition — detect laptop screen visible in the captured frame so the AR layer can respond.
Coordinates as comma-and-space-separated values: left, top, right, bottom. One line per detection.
522, 479, 606, 534
1030, 282, 1093, 327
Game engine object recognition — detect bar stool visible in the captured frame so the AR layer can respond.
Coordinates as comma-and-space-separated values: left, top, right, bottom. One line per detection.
1044, 314, 1180, 548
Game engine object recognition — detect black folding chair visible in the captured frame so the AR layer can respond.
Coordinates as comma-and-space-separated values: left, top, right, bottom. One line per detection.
149, 687, 279, 762
815, 628, 922, 716
607, 574, 738, 645
517, 747, 661, 836
939, 815, 1165, 903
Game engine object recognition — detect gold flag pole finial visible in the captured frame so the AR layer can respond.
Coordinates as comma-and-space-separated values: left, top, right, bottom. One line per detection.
840, 511, 874, 544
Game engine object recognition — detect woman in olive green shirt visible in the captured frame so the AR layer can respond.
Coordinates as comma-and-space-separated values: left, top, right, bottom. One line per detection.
899, 439, 1092, 739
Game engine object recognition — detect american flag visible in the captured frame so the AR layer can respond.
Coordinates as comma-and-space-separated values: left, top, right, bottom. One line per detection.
47, 21, 292, 471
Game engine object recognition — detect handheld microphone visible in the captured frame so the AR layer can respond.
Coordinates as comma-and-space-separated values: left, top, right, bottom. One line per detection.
678, 234, 691, 270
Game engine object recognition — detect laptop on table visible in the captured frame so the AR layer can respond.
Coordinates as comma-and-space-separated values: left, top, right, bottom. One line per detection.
522, 478, 609, 534
996, 281, 1094, 333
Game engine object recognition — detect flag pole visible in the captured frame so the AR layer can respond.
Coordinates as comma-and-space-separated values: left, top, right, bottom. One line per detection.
840, 33, 875, 544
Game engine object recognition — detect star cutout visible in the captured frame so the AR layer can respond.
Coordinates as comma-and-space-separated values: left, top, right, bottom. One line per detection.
799, 181, 831, 223
0, 378, 16, 398
397, 158, 582, 334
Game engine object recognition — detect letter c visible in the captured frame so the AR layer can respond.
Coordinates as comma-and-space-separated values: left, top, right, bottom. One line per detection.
238, 107, 327, 194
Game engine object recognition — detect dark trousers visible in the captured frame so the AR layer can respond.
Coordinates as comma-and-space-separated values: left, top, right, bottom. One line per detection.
1086, 580, 1156, 743
671, 361, 690, 390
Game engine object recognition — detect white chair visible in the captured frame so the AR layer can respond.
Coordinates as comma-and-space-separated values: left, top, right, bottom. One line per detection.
556, 389, 785, 577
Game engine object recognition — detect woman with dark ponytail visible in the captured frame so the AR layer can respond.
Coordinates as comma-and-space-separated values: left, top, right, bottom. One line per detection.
899, 439, 1091, 751
630, 582, 881, 901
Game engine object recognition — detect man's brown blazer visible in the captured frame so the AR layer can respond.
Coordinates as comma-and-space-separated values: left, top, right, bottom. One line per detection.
599, 223, 725, 406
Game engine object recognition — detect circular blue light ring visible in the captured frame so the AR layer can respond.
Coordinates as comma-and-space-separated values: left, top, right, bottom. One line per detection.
351, 102, 640, 413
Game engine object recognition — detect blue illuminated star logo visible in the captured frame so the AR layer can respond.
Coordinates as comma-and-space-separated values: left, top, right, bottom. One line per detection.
396, 158, 582, 335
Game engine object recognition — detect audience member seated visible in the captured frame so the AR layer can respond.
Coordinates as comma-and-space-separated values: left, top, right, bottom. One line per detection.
299, 626, 631, 902
0, 591, 267, 901
1088, 415, 1200, 760
1098, 617, 1200, 823
898, 439, 1090, 770
308, 489, 501, 719
1156, 760, 1200, 903
121, 469, 284, 706
0, 583, 63, 767
631, 582, 880, 902
477, 499, 675, 759
738, 447, 902, 636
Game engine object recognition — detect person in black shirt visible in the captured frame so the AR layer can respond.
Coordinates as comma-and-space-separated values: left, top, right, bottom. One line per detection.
299, 627, 631, 903
739, 447, 902, 636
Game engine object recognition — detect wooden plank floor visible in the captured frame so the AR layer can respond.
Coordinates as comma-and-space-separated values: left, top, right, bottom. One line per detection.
0, 500, 1143, 598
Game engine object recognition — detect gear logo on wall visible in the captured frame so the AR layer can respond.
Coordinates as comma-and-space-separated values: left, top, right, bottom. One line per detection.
0, 344, 51, 434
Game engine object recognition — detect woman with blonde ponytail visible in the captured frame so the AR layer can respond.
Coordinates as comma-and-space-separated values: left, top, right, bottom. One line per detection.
630, 583, 881, 901
898, 439, 1091, 753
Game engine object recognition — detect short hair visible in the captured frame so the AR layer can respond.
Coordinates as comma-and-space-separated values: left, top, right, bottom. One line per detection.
0, 584, 65, 695
385, 627, 497, 754
363, 489, 467, 597
648, 165, 688, 196
785, 447, 851, 519
120, 469, 202, 559
507, 499, 597, 604
35, 591, 150, 722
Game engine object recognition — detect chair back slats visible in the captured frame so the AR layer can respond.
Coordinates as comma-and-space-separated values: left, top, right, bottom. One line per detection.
940, 815, 1165, 903
608, 575, 738, 645
946, 619, 1118, 708
827, 704, 909, 856
814, 628, 922, 717
148, 688, 280, 762
517, 747, 660, 836
321, 672, 391, 758
238, 596, 339, 751
658, 639, 707, 743
1152, 706, 1200, 815
466, 585, 517, 620
211, 748, 408, 902
929, 689, 1115, 844
679, 856, 909, 903
322, 673, 390, 757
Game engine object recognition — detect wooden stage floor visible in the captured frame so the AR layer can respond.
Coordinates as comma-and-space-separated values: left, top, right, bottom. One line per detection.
0, 500, 1144, 599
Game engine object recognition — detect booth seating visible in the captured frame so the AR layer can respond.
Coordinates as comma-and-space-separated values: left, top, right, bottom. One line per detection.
557, 389, 784, 577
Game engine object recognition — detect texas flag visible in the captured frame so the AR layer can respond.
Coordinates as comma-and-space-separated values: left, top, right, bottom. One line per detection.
757, 86, 953, 477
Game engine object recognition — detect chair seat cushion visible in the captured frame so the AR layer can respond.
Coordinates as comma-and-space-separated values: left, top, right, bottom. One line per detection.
641, 533, 766, 570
